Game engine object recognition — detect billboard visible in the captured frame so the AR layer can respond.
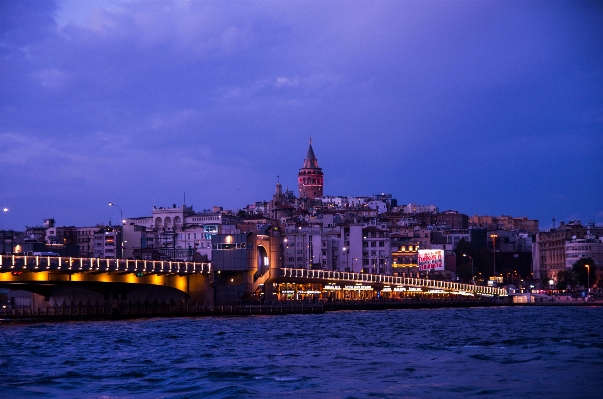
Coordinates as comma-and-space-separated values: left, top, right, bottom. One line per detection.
418, 249, 445, 271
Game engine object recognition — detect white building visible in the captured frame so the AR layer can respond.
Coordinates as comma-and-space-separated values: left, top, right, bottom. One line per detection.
400, 203, 438, 214
282, 226, 323, 269
93, 227, 121, 258
565, 238, 603, 273
124, 204, 240, 260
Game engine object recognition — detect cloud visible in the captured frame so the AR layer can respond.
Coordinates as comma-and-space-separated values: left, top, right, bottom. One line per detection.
30, 68, 68, 89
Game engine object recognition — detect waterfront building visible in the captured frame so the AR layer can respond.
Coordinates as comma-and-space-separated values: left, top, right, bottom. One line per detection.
565, 237, 603, 279
282, 225, 323, 269
362, 226, 391, 274
93, 226, 122, 258
532, 220, 593, 283
43, 221, 98, 257
124, 205, 241, 261
390, 234, 420, 277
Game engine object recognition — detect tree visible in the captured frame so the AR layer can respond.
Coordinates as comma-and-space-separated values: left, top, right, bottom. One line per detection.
556, 270, 574, 290
572, 257, 596, 288
456, 263, 473, 282
454, 238, 473, 259
454, 239, 475, 282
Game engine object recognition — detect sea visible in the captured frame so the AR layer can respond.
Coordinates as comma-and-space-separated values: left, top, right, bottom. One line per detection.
0, 306, 602, 399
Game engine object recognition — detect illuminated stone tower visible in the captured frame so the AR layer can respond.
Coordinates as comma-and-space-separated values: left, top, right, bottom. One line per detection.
298, 138, 324, 199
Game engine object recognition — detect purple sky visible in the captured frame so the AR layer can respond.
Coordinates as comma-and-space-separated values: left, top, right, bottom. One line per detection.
1, 0, 602, 231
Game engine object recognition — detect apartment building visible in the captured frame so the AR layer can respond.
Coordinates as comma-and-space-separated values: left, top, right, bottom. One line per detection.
532, 221, 592, 282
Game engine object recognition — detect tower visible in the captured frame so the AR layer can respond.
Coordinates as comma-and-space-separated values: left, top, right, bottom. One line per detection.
298, 137, 324, 199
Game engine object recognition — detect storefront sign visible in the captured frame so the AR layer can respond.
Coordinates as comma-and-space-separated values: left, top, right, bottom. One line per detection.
418, 249, 445, 271
343, 285, 373, 291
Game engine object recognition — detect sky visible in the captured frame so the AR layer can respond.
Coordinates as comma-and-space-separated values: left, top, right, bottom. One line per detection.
1, 0, 602, 231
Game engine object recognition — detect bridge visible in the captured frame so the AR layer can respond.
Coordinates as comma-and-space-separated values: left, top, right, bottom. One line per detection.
276, 268, 507, 297
0, 255, 213, 311
0, 254, 506, 314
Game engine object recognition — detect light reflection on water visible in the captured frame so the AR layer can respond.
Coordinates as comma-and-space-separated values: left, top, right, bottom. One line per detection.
0, 307, 602, 398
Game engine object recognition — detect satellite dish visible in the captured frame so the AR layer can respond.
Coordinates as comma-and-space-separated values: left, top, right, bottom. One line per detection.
572, 235, 577, 240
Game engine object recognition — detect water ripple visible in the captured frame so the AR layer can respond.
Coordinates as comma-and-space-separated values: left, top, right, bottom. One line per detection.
0, 308, 602, 398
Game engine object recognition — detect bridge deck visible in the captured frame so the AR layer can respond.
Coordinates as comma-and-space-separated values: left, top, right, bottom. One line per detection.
0, 256, 506, 296
278, 268, 507, 297
0, 255, 211, 275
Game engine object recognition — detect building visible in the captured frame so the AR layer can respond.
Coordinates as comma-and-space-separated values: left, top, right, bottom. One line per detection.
361, 226, 391, 274
93, 226, 122, 258
431, 229, 470, 252
470, 214, 539, 233
282, 225, 323, 269
437, 211, 469, 229
565, 238, 603, 279
398, 203, 438, 214
390, 234, 420, 277
532, 221, 592, 283
267, 178, 296, 221
124, 204, 241, 261
298, 138, 324, 200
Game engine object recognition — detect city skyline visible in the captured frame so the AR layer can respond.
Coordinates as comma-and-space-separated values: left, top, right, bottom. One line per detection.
1, 0, 602, 230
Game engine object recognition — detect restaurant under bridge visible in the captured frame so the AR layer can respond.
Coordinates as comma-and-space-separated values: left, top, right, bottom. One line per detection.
256, 268, 506, 302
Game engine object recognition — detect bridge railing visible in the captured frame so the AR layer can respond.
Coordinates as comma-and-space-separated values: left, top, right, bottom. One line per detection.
279, 268, 506, 296
0, 255, 211, 275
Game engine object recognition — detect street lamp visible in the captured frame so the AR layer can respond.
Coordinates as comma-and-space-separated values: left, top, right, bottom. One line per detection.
585, 264, 590, 292
108, 202, 123, 224
342, 246, 350, 272
463, 254, 473, 283
108, 202, 124, 259
490, 234, 498, 280
1, 207, 8, 255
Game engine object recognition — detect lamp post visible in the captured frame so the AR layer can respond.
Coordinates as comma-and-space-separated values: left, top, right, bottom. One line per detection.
490, 234, 498, 280
108, 202, 123, 259
108, 202, 123, 224
463, 254, 473, 283
1, 207, 8, 255
585, 264, 590, 292
342, 246, 350, 272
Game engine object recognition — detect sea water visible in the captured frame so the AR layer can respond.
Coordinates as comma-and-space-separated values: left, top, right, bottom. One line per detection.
0, 306, 602, 398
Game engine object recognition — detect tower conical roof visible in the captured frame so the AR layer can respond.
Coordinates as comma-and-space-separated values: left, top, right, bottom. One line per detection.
303, 143, 319, 169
